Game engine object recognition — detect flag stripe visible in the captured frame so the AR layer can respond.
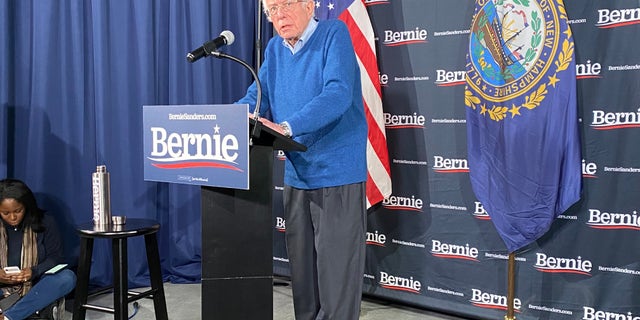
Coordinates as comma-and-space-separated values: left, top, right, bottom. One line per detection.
363, 97, 391, 177
358, 56, 386, 134
366, 172, 384, 208
339, 10, 382, 98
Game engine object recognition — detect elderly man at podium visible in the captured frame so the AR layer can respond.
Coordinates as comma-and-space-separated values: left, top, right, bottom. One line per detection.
236, 0, 368, 319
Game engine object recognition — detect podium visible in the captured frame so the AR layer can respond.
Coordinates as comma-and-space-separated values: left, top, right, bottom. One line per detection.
200, 118, 306, 319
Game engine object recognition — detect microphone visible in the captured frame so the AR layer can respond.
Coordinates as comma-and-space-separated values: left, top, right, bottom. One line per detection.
186, 30, 235, 63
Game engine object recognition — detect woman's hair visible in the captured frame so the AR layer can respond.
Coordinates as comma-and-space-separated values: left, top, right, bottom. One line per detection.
0, 179, 45, 232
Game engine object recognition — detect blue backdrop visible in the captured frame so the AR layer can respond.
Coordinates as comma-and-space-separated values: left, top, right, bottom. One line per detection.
0, 0, 270, 287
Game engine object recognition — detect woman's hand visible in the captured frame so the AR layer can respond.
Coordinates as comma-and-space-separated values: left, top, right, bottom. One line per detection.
0, 268, 31, 284
11, 268, 32, 283
0, 269, 20, 284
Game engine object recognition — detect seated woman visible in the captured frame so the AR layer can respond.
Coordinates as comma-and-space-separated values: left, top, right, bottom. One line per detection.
0, 179, 76, 320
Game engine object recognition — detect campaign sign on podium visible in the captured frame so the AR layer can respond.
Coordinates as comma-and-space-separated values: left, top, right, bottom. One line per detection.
142, 104, 249, 189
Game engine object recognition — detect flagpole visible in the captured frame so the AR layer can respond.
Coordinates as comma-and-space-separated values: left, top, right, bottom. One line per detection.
505, 252, 516, 320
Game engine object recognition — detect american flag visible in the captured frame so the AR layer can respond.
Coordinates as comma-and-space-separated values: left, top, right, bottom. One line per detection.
315, 0, 392, 208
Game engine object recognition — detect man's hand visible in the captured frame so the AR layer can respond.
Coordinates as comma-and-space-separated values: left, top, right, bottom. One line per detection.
247, 112, 287, 136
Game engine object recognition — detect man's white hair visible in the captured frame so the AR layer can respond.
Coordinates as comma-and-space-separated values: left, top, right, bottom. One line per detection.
262, 0, 313, 11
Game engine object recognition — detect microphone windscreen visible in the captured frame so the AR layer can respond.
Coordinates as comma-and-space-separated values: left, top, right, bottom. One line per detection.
221, 30, 235, 46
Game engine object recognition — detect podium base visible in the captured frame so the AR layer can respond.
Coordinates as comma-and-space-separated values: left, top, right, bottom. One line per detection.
202, 277, 273, 319
201, 145, 275, 320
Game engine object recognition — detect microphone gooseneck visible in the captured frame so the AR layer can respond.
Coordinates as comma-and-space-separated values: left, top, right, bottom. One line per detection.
210, 51, 263, 140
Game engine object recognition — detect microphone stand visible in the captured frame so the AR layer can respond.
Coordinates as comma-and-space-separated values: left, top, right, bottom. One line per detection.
210, 51, 263, 143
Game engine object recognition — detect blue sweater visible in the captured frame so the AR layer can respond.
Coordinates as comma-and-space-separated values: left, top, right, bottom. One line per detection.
238, 20, 367, 189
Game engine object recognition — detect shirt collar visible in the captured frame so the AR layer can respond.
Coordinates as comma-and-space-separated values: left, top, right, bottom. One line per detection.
282, 18, 318, 54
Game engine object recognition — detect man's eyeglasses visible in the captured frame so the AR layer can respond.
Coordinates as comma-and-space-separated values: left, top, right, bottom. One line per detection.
265, 0, 307, 18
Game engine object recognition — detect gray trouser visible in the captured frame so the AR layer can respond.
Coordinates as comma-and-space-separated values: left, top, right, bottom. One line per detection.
283, 182, 366, 320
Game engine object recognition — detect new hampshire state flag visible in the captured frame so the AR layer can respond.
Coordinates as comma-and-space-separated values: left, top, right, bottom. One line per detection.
465, 0, 582, 252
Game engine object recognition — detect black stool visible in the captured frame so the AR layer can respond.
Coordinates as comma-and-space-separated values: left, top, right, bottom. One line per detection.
72, 218, 168, 320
